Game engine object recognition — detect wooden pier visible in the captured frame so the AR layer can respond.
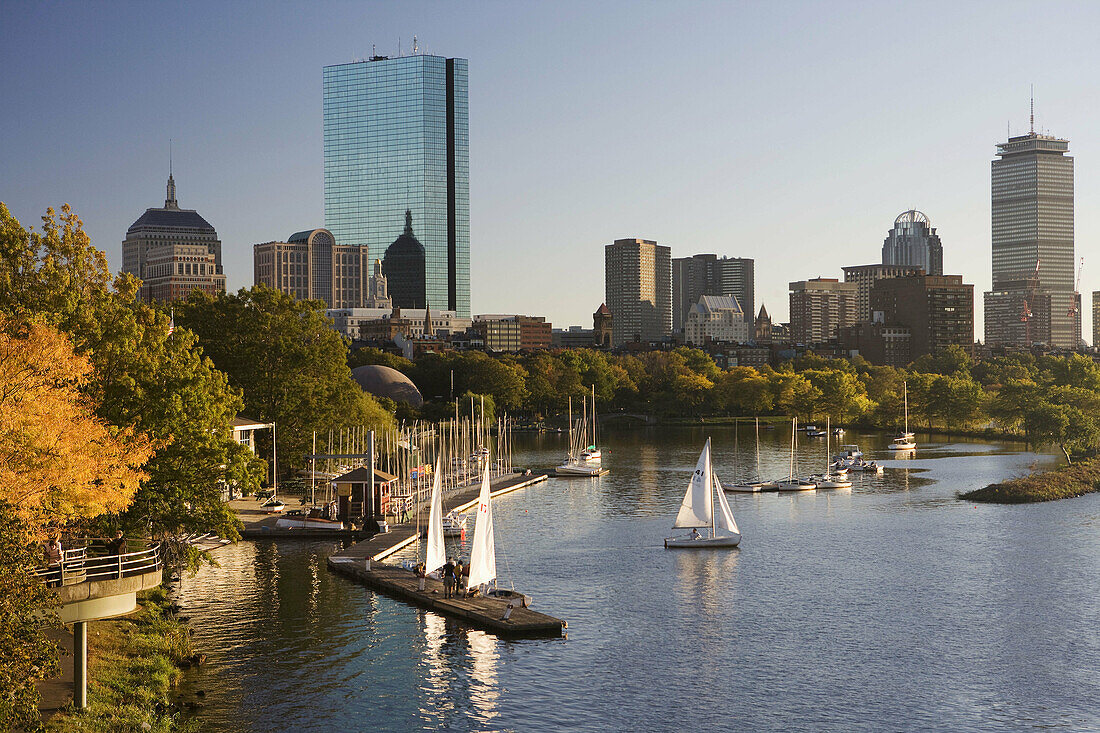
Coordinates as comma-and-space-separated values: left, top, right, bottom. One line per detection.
326, 471, 566, 637
327, 559, 565, 637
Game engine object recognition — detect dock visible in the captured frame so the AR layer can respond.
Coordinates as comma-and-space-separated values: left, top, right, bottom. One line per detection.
327, 471, 567, 637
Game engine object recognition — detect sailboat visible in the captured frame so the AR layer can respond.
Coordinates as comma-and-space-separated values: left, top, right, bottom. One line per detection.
466, 464, 497, 594
579, 385, 602, 462
726, 417, 778, 492
809, 417, 853, 489
425, 456, 446, 575
556, 394, 602, 476
888, 381, 917, 451
775, 417, 816, 491
665, 438, 742, 548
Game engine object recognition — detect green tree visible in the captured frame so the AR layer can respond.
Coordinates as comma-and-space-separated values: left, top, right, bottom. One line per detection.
348, 346, 414, 373
178, 286, 395, 478
0, 501, 60, 731
0, 205, 264, 543
714, 367, 773, 415
803, 368, 872, 422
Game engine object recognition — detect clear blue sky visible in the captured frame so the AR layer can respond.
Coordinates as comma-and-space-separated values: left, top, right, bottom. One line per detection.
4, 1, 1100, 339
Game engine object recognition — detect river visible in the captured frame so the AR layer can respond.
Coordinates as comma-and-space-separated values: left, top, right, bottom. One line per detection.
175, 425, 1100, 732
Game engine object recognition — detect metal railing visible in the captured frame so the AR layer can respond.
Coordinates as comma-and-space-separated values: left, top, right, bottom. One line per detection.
36, 539, 161, 588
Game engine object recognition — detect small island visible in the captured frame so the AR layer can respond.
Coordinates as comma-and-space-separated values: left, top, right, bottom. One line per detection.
961, 459, 1100, 503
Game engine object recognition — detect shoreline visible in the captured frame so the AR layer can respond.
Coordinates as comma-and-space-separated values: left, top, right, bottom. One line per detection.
960, 458, 1100, 504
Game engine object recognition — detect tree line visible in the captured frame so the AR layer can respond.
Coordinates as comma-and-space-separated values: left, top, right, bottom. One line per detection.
352, 343, 1100, 462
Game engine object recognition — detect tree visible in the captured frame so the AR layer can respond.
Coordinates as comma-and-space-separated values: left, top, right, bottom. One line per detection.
714, 367, 773, 415
178, 286, 394, 476
0, 318, 153, 530
802, 368, 872, 422
0, 501, 60, 731
0, 205, 264, 543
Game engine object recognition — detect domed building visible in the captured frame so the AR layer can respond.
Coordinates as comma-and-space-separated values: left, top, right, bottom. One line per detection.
882, 210, 942, 276
382, 210, 426, 309
350, 365, 424, 407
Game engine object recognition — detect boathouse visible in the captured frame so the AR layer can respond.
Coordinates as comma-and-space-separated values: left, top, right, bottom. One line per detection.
333, 466, 396, 522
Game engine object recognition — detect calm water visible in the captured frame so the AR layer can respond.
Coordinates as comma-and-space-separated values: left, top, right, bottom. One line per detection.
176, 426, 1100, 732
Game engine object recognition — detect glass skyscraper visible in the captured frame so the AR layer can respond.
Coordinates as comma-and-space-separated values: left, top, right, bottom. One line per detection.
323, 54, 470, 316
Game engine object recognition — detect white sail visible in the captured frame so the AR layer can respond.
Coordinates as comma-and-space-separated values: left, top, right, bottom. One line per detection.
467, 464, 496, 590
713, 475, 740, 536
425, 456, 445, 574
673, 438, 713, 528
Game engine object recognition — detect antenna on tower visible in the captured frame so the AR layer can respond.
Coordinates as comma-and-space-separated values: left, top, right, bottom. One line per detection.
169, 138, 172, 176
413, 35, 418, 54
1030, 84, 1034, 135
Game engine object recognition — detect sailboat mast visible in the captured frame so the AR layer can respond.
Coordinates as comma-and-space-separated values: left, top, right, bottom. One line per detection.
708, 439, 715, 537
789, 417, 796, 481
825, 415, 830, 474
903, 381, 909, 434
591, 384, 597, 449
567, 396, 572, 458
755, 417, 761, 478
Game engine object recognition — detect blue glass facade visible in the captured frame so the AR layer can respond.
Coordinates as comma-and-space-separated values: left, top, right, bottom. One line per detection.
323, 54, 470, 316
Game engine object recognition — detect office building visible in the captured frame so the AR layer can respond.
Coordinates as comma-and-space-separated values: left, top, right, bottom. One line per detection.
869, 274, 974, 360
253, 229, 365, 308
882, 210, 943, 276
122, 173, 226, 302
984, 124, 1079, 348
472, 314, 552, 352
605, 238, 672, 346
788, 278, 858, 345
672, 254, 754, 331
337, 306, 469, 342
323, 53, 470, 316
684, 295, 749, 346
382, 210, 427, 309
843, 264, 924, 321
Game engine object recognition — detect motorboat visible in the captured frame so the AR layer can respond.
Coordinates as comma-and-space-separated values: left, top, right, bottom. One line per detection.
807, 429, 827, 438
833, 444, 864, 465
580, 447, 602, 462
809, 473, 853, 489
665, 439, 741, 548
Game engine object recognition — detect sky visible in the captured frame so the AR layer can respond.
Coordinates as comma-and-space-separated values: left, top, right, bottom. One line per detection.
4, 0, 1100, 340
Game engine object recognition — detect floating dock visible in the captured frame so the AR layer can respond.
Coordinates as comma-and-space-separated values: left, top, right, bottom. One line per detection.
325, 471, 566, 637
327, 559, 565, 637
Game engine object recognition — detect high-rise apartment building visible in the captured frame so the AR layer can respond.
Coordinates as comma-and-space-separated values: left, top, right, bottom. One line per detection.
672, 254, 754, 331
323, 53, 470, 316
788, 278, 858, 345
605, 238, 672, 346
882, 210, 943, 276
984, 126, 1079, 348
683, 295, 749, 346
869, 274, 974, 360
843, 264, 924, 321
253, 228, 366, 308
122, 174, 226, 302
1094, 292, 1100, 348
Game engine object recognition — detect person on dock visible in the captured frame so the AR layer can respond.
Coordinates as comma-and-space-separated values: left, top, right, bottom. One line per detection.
442, 558, 457, 598
454, 559, 465, 596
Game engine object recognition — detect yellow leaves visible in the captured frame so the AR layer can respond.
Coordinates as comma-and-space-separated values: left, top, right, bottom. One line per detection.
0, 318, 154, 534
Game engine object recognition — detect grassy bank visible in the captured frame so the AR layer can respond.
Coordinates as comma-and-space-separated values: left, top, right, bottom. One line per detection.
960, 459, 1100, 504
47, 587, 199, 733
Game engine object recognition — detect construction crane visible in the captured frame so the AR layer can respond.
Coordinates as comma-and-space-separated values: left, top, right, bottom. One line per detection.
1021, 259, 1040, 347
1068, 257, 1084, 316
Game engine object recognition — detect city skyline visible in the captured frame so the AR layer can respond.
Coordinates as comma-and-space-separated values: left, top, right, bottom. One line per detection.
5, 2, 1100, 339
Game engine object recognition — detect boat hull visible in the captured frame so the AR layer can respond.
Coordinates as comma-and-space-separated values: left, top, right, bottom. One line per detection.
275, 517, 344, 530
555, 464, 603, 476
665, 533, 741, 548
774, 480, 817, 491
725, 481, 776, 492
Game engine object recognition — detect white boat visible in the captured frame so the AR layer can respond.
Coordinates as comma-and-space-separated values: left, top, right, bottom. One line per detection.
275, 505, 342, 529
441, 511, 467, 537
579, 386, 604, 462
425, 456, 446, 576
557, 393, 603, 476
888, 381, 917, 451
833, 444, 864, 465
725, 418, 777, 492
260, 496, 286, 512
665, 439, 741, 548
850, 460, 885, 474
773, 418, 816, 491
812, 417, 853, 489
467, 464, 498, 593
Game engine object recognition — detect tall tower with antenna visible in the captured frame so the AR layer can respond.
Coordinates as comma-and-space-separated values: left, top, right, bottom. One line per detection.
984, 94, 1079, 348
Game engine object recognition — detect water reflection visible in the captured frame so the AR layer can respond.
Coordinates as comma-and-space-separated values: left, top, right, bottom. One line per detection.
177, 427, 1100, 732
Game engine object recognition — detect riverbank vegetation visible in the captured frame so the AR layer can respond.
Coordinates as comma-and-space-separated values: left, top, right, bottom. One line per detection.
351, 345, 1100, 463
960, 459, 1100, 503
45, 588, 199, 733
